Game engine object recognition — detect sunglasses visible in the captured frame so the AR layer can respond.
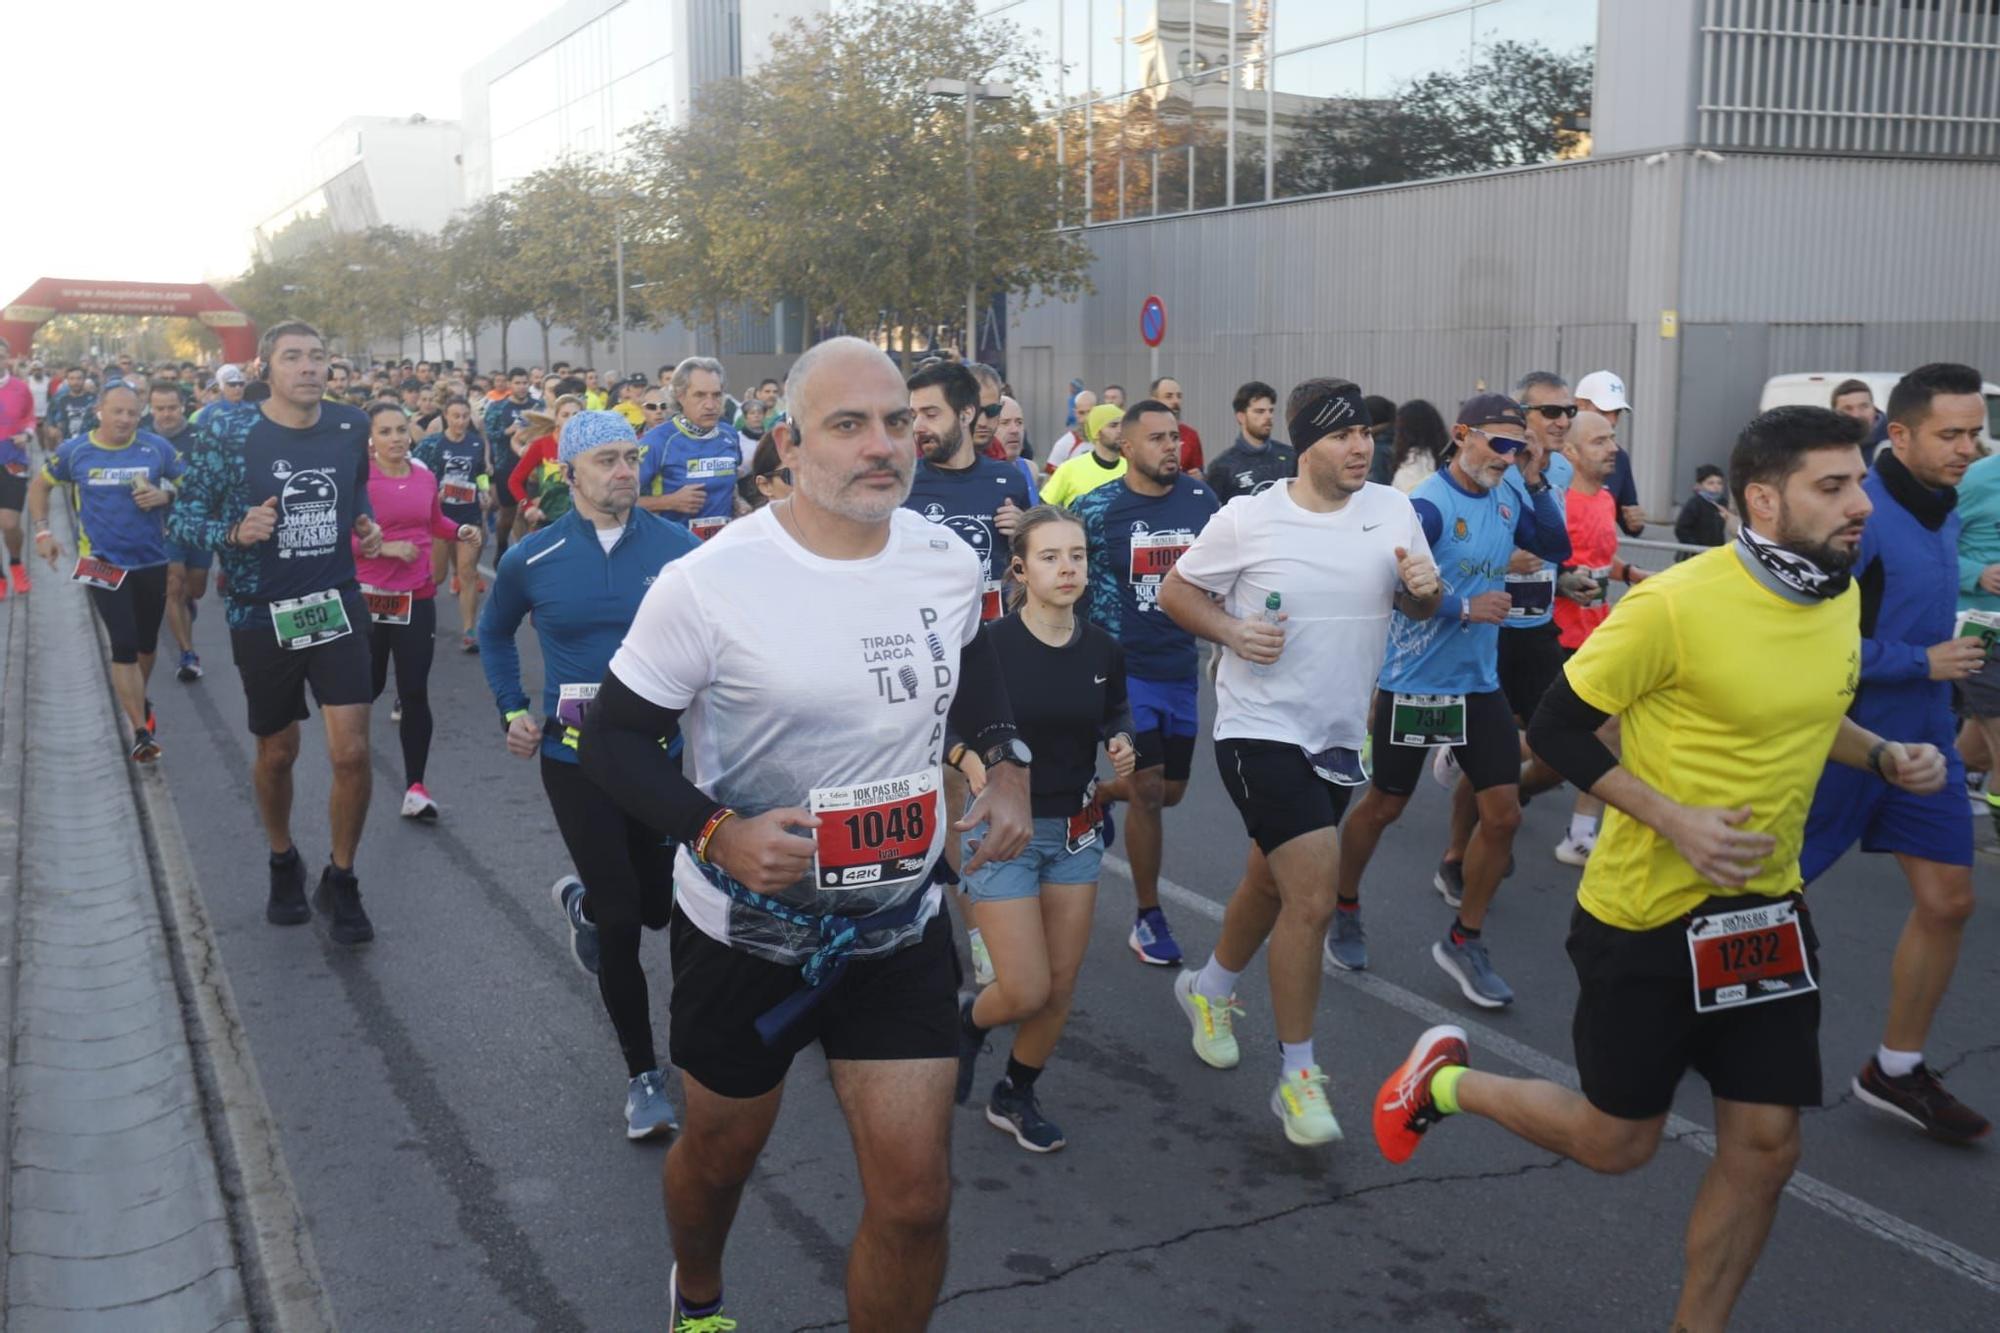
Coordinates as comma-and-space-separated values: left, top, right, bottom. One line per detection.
642, 401, 667, 411
1529, 404, 1579, 420
1467, 427, 1526, 454
977, 402, 1003, 419
760, 466, 793, 485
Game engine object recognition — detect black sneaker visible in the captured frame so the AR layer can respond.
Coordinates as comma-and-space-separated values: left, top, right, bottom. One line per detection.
128, 727, 162, 764
986, 1079, 1066, 1153
266, 848, 310, 925
312, 865, 375, 946
954, 994, 986, 1106
1852, 1057, 1990, 1143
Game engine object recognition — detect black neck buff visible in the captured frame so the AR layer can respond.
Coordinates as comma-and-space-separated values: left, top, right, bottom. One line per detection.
1289, 389, 1371, 453
1737, 524, 1852, 600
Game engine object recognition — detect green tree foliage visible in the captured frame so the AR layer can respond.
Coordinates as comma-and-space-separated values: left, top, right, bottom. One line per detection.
715, 0, 1090, 360
1277, 40, 1592, 197
220, 0, 1088, 366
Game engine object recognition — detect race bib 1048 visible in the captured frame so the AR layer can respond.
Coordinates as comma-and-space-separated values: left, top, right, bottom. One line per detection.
808, 769, 938, 891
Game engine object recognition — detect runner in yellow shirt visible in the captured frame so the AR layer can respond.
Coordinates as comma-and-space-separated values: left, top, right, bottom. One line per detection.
1371, 405, 1948, 1333
1042, 404, 1127, 508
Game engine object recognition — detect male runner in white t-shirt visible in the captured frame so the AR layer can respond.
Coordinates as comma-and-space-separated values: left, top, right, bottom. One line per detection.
578, 336, 1033, 1330
1159, 377, 1441, 1146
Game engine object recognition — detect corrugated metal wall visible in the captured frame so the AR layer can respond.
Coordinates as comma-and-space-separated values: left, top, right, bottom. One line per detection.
1013, 149, 2000, 515
1011, 154, 1671, 492
1698, 0, 2000, 156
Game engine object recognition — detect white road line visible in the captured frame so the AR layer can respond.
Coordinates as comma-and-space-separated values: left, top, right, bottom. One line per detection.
1102, 854, 2000, 1296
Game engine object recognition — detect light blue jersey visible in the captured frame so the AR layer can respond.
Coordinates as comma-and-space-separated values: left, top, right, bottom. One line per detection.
1498, 449, 1572, 630
1380, 467, 1569, 695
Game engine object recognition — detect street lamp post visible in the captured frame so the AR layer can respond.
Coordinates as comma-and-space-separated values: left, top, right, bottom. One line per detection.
923, 77, 1015, 362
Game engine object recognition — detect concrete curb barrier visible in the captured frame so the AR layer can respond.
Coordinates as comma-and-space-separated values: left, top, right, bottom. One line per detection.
20, 498, 336, 1331
125, 755, 339, 1332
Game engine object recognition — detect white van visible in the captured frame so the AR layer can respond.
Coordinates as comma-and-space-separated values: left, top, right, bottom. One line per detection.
1760, 372, 2000, 442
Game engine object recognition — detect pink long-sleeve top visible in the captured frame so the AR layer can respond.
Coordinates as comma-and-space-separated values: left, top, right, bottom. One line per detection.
353, 458, 462, 597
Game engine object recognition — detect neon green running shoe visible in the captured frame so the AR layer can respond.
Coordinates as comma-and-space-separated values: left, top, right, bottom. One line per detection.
969, 928, 995, 987
1174, 969, 1243, 1069
670, 1262, 737, 1332
1271, 1065, 1343, 1146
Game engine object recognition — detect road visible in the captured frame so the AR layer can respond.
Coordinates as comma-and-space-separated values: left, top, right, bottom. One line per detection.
149, 588, 2000, 1332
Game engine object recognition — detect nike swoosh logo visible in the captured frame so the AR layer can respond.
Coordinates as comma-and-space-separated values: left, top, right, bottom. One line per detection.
1094, 675, 1107, 684
1363, 522, 1382, 531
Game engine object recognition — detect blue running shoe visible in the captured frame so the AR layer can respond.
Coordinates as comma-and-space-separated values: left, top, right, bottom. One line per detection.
175, 650, 202, 682
986, 1078, 1066, 1153
550, 875, 600, 976
1324, 905, 1368, 971
1128, 906, 1183, 966
626, 1069, 678, 1140
1432, 932, 1515, 1009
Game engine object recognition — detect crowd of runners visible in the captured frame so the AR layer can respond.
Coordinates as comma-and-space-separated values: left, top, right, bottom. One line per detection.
1, 324, 1992, 1331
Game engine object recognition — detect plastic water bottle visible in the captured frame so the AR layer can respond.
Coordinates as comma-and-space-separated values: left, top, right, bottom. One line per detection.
1250, 591, 1281, 676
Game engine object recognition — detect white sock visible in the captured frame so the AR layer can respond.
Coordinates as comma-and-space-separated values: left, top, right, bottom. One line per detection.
1569, 813, 1600, 844
1877, 1045, 1923, 1078
1194, 954, 1241, 1002
1279, 1039, 1317, 1078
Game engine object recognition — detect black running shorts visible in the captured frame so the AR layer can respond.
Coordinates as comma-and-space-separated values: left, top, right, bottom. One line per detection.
0, 469, 26, 512
669, 907, 959, 1100
1215, 737, 1354, 855
1367, 688, 1520, 797
228, 589, 375, 736
1566, 896, 1822, 1120
87, 564, 169, 665
1498, 620, 1565, 723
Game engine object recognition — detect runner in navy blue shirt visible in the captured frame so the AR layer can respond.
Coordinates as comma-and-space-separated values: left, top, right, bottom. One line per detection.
415, 395, 493, 651
170, 322, 386, 947
484, 369, 536, 559
902, 360, 1034, 622
1074, 399, 1220, 967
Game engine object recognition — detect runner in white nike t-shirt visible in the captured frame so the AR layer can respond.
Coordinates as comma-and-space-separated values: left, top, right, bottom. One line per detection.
1157, 377, 1442, 1147
577, 336, 1032, 1331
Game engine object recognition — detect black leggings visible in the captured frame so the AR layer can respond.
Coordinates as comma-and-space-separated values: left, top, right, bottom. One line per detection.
541, 755, 676, 1079
369, 597, 437, 786
87, 564, 169, 664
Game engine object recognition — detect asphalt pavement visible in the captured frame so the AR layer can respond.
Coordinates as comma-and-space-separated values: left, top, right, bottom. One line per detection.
147, 586, 2000, 1332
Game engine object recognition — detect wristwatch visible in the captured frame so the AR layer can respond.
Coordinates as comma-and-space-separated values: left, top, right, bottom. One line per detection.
980, 736, 1033, 770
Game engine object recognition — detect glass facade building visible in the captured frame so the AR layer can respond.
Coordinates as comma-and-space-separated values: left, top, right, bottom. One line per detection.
977, 0, 1598, 223
481, 0, 679, 196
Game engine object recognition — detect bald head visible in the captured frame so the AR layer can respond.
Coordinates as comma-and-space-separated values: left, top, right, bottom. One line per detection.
779, 335, 915, 524
784, 336, 902, 436
1566, 409, 1617, 482
1071, 389, 1097, 420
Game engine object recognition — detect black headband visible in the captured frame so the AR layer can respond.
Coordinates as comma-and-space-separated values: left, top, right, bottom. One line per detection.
1289, 389, 1372, 452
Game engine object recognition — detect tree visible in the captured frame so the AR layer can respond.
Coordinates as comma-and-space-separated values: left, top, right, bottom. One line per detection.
623, 93, 756, 358
506, 159, 646, 369
443, 195, 528, 368
714, 0, 1090, 363
1277, 41, 1592, 197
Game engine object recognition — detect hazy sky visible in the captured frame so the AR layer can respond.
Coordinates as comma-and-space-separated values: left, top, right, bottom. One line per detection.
2, 0, 555, 306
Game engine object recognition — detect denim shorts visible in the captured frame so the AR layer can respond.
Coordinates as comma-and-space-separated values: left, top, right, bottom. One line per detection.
961, 816, 1104, 902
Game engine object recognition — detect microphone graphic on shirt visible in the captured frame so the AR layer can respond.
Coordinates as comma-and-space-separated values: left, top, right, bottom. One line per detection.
899, 666, 921, 696
926, 632, 947, 663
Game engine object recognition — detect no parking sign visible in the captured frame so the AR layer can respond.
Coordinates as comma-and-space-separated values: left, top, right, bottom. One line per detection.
1140, 295, 1166, 347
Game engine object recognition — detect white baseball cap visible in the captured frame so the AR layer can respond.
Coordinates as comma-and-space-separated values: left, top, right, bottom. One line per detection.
216, 364, 247, 387
1575, 370, 1630, 413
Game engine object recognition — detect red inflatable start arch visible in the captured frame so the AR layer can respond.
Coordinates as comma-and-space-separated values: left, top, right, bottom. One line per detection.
0, 277, 258, 364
